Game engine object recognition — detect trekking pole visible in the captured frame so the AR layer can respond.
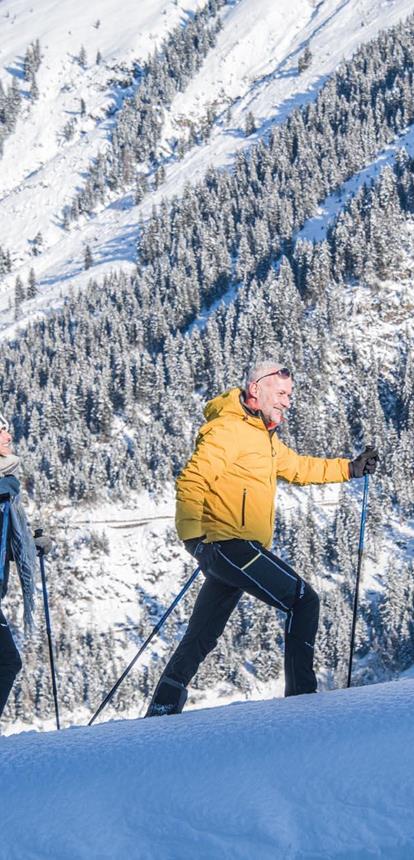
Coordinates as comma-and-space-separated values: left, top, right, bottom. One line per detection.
347, 474, 370, 689
89, 566, 201, 726
35, 531, 61, 731
0, 496, 10, 588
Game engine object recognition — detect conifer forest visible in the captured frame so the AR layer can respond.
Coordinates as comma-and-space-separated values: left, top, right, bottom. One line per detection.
0, 0, 414, 729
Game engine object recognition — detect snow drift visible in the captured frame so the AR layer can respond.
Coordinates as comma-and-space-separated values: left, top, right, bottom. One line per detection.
2, 680, 414, 859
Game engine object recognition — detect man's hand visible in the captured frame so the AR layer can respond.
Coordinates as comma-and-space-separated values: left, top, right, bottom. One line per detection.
184, 537, 218, 572
33, 529, 53, 556
349, 447, 379, 479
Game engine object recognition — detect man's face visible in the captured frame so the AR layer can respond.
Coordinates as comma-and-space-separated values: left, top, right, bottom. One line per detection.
0, 427, 12, 457
249, 370, 293, 427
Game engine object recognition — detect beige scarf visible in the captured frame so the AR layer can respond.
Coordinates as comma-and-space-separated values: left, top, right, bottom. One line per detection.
0, 454, 19, 477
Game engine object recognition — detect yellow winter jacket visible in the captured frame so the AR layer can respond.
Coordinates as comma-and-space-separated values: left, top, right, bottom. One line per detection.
176, 388, 350, 549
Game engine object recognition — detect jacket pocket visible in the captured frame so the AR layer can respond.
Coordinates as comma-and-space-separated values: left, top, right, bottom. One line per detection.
241, 489, 247, 528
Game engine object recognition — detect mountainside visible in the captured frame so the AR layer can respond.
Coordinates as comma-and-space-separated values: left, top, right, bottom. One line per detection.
2, 680, 414, 859
0, 0, 414, 734
1, 0, 414, 332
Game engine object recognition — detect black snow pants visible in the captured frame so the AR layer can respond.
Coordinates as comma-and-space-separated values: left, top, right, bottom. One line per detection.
0, 608, 22, 717
162, 539, 320, 697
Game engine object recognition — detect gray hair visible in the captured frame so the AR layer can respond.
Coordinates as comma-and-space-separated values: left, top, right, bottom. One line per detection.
244, 359, 284, 393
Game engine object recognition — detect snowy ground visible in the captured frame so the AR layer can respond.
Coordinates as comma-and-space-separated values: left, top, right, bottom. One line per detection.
2, 679, 414, 859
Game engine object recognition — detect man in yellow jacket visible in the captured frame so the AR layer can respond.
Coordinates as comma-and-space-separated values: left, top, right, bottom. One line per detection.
147, 361, 378, 716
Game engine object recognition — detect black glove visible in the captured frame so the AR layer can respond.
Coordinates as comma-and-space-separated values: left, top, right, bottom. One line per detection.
349, 447, 379, 479
184, 537, 218, 572
33, 528, 53, 556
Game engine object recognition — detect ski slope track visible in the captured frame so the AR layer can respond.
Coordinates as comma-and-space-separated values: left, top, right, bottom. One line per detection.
1, 0, 414, 339
1, 680, 414, 859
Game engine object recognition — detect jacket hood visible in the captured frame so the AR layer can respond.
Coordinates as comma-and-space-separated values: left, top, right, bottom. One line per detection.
203, 388, 246, 422
203, 387, 264, 425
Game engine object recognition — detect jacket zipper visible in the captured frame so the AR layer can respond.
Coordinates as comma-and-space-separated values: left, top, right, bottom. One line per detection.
269, 435, 276, 529
241, 489, 247, 528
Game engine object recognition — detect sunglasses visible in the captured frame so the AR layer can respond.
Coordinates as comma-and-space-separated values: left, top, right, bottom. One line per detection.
254, 368, 291, 384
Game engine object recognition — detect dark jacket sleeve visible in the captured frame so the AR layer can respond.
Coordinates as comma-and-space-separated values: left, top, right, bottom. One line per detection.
0, 476, 20, 599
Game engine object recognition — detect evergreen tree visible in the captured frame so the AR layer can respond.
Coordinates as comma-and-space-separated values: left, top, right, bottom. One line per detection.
23, 46, 35, 81
27, 268, 37, 299
244, 111, 256, 136
84, 245, 93, 270
63, 118, 76, 141
30, 73, 39, 102
6, 78, 22, 129
153, 163, 166, 189
32, 231, 43, 256
135, 172, 149, 204
298, 46, 313, 73
78, 45, 87, 69
14, 275, 25, 319
33, 39, 42, 71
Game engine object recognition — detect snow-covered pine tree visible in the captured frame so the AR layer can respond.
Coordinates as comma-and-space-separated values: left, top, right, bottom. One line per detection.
27, 268, 37, 299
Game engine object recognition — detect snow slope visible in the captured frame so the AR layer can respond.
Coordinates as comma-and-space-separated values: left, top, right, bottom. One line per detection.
0, 0, 204, 195
2, 680, 414, 859
1, 0, 414, 337
1, 0, 414, 737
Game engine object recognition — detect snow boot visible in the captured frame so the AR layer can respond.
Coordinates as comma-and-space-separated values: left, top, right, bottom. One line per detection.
145, 676, 188, 717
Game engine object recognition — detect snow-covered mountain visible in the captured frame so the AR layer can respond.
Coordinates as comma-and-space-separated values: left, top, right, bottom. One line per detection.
1, 0, 414, 736
1, 0, 414, 334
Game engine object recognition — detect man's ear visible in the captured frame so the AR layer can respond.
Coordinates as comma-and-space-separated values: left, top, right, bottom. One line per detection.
247, 381, 258, 401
